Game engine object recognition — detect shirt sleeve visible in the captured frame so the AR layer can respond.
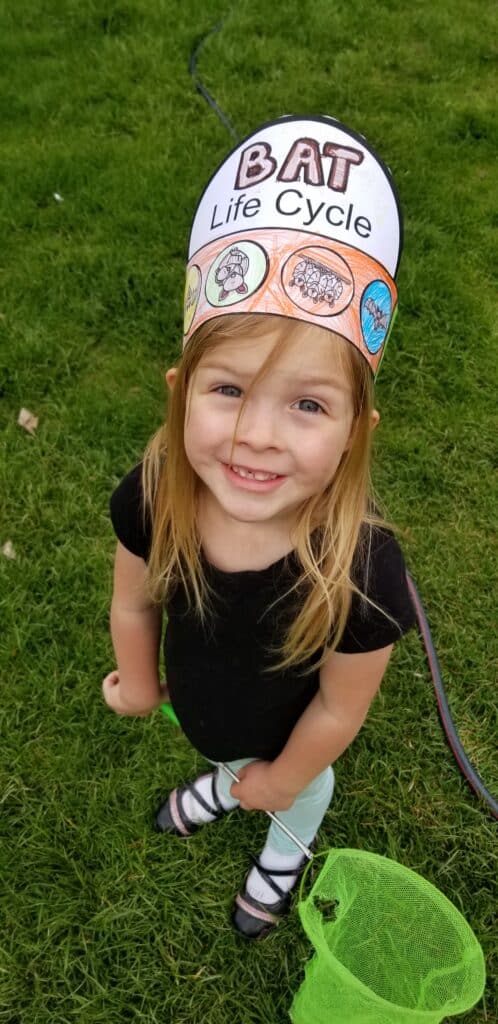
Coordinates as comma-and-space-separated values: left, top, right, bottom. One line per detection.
109, 463, 151, 561
336, 527, 416, 653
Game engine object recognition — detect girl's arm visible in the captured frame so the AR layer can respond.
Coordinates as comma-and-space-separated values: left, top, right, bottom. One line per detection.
231, 645, 393, 810
269, 645, 393, 797
103, 541, 163, 716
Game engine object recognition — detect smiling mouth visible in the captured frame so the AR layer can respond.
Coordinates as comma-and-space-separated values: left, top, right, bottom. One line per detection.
228, 463, 282, 482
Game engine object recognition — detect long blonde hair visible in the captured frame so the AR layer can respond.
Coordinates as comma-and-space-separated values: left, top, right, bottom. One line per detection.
143, 313, 384, 673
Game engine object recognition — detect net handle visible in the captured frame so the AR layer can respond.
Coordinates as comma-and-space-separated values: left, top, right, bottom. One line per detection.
298, 848, 330, 903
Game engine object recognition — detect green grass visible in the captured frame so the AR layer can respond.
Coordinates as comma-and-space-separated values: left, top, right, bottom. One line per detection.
1, 0, 496, 1020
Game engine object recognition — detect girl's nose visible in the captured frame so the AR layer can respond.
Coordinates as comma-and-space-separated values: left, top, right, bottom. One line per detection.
235, 401, 281, 451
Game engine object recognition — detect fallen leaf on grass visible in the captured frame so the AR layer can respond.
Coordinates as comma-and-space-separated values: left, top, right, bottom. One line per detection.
2, 541, 17, 560
18, 408, 38, 434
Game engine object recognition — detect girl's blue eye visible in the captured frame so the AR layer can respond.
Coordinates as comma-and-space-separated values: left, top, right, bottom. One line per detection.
214, 384, 242, 398
296, 398, 324, 414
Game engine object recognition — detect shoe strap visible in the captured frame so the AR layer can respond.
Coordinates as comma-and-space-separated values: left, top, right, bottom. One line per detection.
249, 853, 305, 901
172, 789, 197, 835
185, 773, 223, 818
210, 773, 225, 815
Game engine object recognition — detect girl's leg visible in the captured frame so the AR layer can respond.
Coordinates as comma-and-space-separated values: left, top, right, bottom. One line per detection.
266, 765, 335, 855
214, 758, 334, 855
244, 766, 334, 903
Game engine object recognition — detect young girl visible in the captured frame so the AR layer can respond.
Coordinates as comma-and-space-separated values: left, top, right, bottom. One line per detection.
103, 116, 415, 939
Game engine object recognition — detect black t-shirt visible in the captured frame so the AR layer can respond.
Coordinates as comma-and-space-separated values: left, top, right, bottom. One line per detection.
110, 464, 415, 761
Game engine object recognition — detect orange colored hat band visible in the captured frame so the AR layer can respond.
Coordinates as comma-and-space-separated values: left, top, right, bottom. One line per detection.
184, 227, 397, 375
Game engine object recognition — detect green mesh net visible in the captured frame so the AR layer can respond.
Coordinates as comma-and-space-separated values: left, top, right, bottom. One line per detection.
290, 849, 485, 1024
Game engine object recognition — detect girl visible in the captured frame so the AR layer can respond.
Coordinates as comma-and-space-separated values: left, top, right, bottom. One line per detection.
103, 116, 415, 939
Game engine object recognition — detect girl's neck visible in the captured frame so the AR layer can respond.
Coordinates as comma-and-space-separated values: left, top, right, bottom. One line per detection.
198, 490, 297, 572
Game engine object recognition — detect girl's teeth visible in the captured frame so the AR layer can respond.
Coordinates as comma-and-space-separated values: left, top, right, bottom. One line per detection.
231, 465, 278, 481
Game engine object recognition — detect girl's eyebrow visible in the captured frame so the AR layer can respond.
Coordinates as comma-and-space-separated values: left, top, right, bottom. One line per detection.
199, 363, 347, 391
199, 362, 249, 377
294, 373, 349, 393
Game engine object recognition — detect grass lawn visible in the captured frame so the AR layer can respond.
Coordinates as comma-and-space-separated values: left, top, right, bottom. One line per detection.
1, 1, 496, 1021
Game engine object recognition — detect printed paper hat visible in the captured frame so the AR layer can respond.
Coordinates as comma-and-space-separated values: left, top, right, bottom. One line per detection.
184, 115, 403, 374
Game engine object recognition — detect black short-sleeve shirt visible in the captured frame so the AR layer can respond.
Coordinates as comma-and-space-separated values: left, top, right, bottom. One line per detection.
110, 464, 415, 761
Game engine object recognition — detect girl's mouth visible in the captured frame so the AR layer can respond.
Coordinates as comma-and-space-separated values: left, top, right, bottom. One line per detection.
222, 463, 286, 491
230, 464, 279, 481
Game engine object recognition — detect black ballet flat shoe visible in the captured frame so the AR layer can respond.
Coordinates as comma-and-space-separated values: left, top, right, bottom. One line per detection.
154, 771, 228, 836
232, 851, 309, 940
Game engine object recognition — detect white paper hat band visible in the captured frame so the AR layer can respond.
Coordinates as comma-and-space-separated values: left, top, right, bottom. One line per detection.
184, 116, 402, 373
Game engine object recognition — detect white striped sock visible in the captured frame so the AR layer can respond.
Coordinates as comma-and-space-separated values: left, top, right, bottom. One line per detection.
181, 772, 237, 824
246, 845, 305, 905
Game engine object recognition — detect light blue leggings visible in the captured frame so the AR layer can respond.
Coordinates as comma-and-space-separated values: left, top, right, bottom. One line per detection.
211, 758, 334, 857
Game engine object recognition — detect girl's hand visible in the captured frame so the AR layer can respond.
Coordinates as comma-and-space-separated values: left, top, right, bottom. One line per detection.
229, 760, 297, 812
102, 670, 169, 716
102, 670, 123, 711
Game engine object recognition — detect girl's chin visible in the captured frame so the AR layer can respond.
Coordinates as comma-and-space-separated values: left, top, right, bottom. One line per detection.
216, 493, 302, 530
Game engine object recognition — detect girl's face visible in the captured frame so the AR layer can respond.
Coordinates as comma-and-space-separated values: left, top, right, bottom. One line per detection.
172, 327, 356, 532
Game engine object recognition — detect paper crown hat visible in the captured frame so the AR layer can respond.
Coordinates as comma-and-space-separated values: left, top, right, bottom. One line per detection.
184, 115, 403, 374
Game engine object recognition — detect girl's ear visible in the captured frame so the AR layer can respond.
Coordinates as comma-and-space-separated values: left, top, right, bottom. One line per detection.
165, 368, 177, 392
344, 407, 379, 454
371, 409, 380, 431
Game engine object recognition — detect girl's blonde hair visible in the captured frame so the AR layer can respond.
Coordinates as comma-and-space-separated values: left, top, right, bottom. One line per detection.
143, 313, 385, 673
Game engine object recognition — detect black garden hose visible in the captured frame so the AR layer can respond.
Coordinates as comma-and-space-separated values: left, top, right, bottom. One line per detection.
406, 573, 498, 820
